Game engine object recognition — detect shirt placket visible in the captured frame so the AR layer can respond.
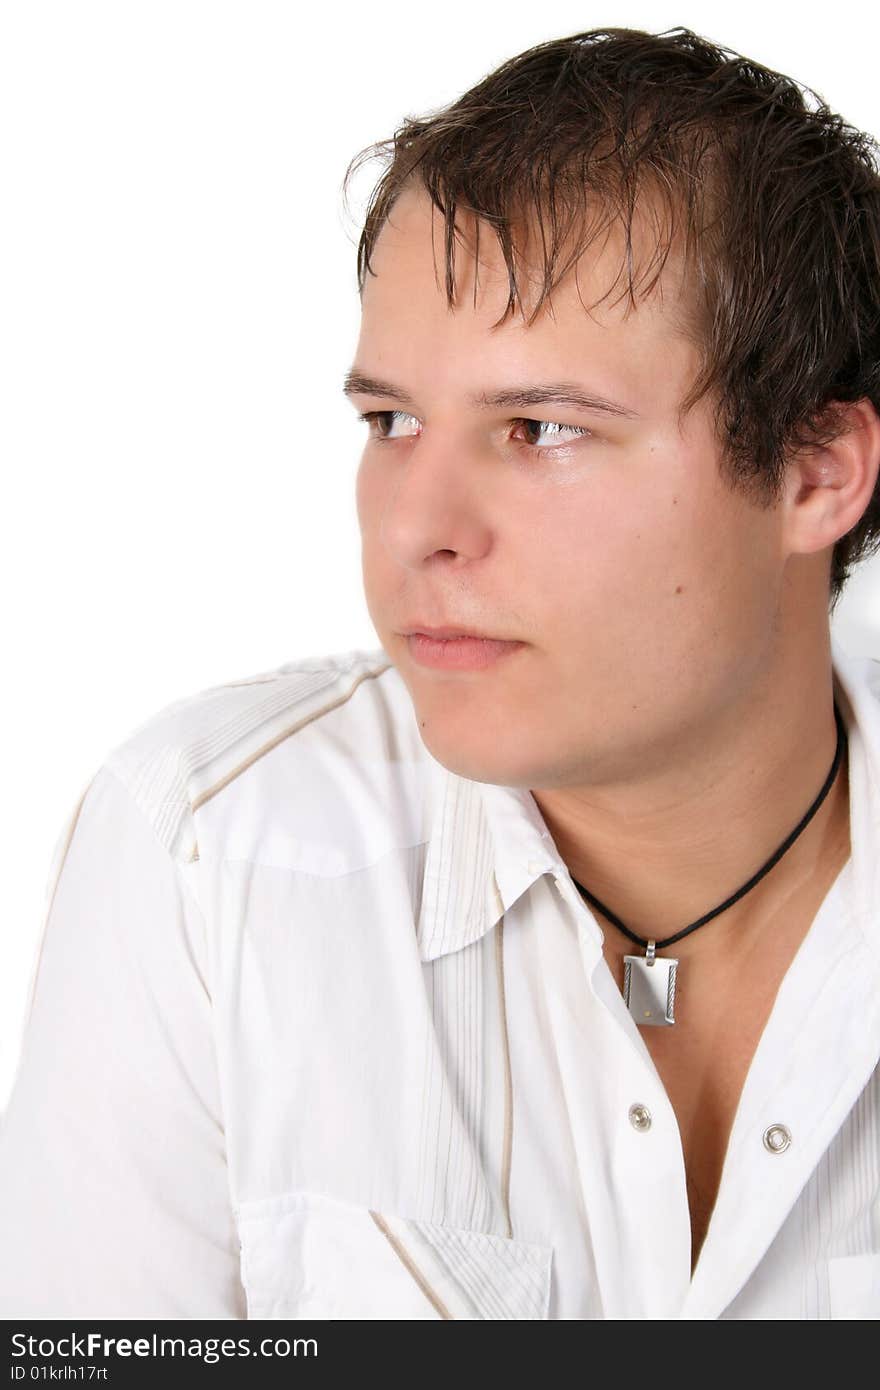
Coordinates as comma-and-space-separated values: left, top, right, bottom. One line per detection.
680, 883, 880, 1319
537, 872, 692, 1317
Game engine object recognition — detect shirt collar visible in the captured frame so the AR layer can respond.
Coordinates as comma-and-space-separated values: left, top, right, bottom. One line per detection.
415, 634, 880, 964
415, 753, 562, 963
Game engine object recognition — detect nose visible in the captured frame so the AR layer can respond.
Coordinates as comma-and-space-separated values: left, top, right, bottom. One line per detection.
375, 429, 495, 570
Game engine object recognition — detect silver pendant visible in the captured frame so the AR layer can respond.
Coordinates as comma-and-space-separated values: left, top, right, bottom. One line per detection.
622, 939, 678, 1026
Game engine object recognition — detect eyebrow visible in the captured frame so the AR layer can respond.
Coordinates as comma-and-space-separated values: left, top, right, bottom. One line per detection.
341, 370, 640, 420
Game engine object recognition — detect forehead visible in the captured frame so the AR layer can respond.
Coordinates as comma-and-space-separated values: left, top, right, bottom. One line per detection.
359, 181, 700, 403
361, 180, 697, 340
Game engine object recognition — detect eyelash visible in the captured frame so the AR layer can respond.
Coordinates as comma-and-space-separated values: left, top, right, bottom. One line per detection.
355, 409, 593, 455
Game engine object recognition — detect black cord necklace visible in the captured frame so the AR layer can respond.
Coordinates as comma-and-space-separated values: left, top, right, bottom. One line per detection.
570, 699, 848, 1027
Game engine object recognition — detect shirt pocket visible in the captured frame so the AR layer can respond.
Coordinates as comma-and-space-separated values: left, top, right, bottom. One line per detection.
827, 1254, 880, 1318
234, 1188, 554, 1319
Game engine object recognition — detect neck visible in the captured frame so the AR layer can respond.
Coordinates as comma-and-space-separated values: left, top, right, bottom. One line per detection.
530, 643, 852, 968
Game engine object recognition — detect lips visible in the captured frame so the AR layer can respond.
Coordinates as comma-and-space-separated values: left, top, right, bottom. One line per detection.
405, 631, 526, 671
403, 624, 509, 641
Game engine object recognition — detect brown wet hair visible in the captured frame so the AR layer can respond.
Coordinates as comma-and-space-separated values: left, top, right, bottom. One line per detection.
342, 26, 880, 610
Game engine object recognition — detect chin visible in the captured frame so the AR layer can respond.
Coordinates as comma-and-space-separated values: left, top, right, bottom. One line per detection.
414, 723, 532, 788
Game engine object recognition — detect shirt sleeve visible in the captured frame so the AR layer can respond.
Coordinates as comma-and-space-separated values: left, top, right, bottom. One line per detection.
0, 762, 247, 1319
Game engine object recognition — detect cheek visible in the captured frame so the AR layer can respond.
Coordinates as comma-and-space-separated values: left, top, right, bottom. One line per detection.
354, 458, 371, 525
521, 485, 679, 607
525, 480, 744, 658
355, 457, 389, 539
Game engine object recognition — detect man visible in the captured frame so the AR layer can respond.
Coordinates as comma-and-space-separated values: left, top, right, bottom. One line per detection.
1, 26, 879, 1319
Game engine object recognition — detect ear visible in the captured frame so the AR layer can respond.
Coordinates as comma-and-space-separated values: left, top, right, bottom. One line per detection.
781, 398, 880, 559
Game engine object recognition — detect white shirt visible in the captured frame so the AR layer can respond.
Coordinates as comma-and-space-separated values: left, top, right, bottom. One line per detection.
1, 635, 879, 1320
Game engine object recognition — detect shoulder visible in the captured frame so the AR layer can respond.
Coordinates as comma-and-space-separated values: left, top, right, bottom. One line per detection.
99, 646, 422, 869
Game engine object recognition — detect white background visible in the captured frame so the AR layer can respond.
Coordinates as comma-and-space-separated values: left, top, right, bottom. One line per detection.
2, 0, 879, 1113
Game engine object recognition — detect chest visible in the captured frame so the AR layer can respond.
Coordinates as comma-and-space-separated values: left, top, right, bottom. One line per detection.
213, 853, 873, 1318
642, 1021, 763, 1272
628, 925, 813, 1272
607, 844, 853, 1270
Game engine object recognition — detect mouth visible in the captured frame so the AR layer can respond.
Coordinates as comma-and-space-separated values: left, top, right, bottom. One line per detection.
403, 630, 527, 672
402, 624, 512, 641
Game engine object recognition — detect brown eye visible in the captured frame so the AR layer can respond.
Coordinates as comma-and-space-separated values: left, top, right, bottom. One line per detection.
513, 418, 592, 448
357, 410, 420, 440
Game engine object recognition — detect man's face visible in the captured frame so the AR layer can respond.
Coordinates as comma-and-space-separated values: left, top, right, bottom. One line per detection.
351, 183, 784, 790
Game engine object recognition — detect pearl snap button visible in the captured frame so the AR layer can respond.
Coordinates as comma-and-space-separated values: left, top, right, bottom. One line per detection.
629, 1103, 652, 1132
763, 1123, 792, 1153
